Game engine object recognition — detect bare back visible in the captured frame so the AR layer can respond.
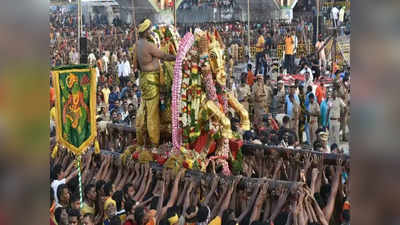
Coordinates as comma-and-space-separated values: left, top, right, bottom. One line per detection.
136, 39, 161, 72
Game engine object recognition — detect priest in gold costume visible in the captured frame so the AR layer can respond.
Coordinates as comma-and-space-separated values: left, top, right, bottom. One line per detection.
135, 19, 176, 147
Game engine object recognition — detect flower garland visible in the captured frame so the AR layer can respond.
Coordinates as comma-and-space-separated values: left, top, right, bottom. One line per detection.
172, 32, 195, 153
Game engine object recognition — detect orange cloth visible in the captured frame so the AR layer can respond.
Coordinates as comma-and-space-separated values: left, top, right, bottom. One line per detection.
146, 217, 156, 225
315, 84, 326, 104
256, 35, 265, 53
247, 71, 255, 86
50, 87, 55, 105
285, 36, 294, 55
97, 59, 103, 72
343, 201, 350, 210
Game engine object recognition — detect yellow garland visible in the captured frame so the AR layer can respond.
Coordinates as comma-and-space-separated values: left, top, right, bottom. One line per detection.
51, 144, 59, 159
94, 139, 100, 154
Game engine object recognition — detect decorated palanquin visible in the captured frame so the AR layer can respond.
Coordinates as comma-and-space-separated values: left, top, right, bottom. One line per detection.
131, 27, 250, 175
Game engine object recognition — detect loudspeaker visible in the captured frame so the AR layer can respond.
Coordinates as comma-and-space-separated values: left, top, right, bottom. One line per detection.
80, 37, 88, 64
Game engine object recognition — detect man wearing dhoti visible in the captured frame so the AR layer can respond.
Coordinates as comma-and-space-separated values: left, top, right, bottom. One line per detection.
135, 19, 176, 147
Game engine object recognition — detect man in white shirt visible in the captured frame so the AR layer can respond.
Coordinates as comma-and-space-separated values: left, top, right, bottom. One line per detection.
331, 6, 339, 27
339, 6, 346, 26
102, 52, 109, 73
118, 55, 131, 87
300, 64, 313, 81
51, 164, 78, 204
88, 51, 96, 66
315, 35, 326, 72
69, 47, 79, 65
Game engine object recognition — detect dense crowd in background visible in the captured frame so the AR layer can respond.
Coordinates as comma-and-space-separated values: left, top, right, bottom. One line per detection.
178, 17, 315, 48
178, 0, 236, 10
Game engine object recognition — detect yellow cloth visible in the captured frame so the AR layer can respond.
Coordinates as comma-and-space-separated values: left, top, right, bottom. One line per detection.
136, 72, 161, 146
81, 202, 96, 215
208, 216, 222, 225
285, 36, 294, 55
102, 88, 111, 106
120, 214, 127, 223
139, 71, 160, 100
50, 107, 56, 121
256, 36, 265, 53
104, 197, 116, 210
168, 214, 179, 225
139, 19, 151, 33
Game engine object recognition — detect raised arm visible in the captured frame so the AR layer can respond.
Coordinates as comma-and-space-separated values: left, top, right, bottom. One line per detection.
322, 164, 342, 221
204, 176, 219, 206
242, 184, 262, 222
113, 166, 123, 188
116, 167, 131, 191
156, 170, 168, 223
250, 183, 268, 223
310, 197, 329, 225
211, 183, 229, 219
261, 188, 272, 222
269, 186, 289, 222
149, 43, 176, 61
310, 168, 319, 195
272, 159, 283, 180
138, 167, 153, 202
133, 164, 149, 201
177, 178, 190, 207
216, 179, 237, 218
159, 169, 185, 219
183, 180, 195, 214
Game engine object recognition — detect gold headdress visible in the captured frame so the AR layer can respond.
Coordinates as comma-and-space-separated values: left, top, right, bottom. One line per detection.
138, 19, 151, 33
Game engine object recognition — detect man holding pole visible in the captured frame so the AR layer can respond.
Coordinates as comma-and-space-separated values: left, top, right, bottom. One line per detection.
135, 19, 176, 148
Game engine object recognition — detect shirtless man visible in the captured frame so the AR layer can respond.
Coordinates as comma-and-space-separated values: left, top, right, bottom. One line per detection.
135, 19, 176, 147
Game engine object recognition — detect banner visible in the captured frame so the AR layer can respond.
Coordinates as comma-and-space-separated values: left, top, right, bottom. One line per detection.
52, 65, 97, 155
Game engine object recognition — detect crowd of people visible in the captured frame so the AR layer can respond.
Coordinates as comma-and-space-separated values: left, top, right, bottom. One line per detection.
50, 146, 350, 225
178, 0, 236, 10
178, 17, 314, 49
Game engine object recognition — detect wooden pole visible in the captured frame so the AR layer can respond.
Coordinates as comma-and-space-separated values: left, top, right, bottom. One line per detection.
247, 0, 250, 58
174, 0, 177, 27
131, 0, 138, 42
316, 0, 319, 41
78, 0, 81, 61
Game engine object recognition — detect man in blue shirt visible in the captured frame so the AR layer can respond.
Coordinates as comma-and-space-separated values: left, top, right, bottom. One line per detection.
320, 97, 329, 129
108, 86, 120, 113
119, 81, 132, 99
285, 85, 300, 117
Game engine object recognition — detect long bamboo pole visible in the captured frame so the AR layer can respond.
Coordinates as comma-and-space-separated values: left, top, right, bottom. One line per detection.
316, 0, 319, 42
131, 0, 138, 42
78, 0, 81, 61
174, 0, 177, 27
247, 0, 250, 58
